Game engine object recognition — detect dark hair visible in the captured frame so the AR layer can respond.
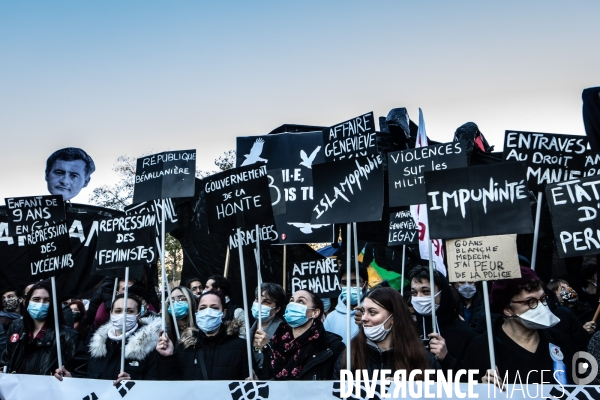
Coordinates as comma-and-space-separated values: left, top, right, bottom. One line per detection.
1, 289, 24, 314
23, 280, 65, 334
408, 265, 442, 290
547, 279, 569, 293
582, 263, 597, 283
255, 283, 287, 318
342, 287, 430, 375
185, 277, 203, 290
207, 275, 231, 297
199, 289, 227, 312
45, 147, 96, 177
337, 264, 369, 286
68, 299, 86, 317
111, 293, 142, 314
293, 289, 324, 319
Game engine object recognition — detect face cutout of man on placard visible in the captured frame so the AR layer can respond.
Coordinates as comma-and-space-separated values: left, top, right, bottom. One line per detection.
45, 147, 96, 201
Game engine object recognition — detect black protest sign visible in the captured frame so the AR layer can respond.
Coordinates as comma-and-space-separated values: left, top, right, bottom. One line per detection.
311, 154, 384, 224
424, 162, 534, 239
26, 221, 73, 280
322, 112, 377, 162
204, 164, 274, 233
228, 225, 279, 249
5, 195, 65, 237
236, 133, 333, 244
94, 213, 157, 270
584, 152, 600, 177
388, 141, 468, 207
291, 257, 342, 298
132, 150, 196, 204
503, 131, 588, 192
546, 176, 600, 257
125, 198, 179, 233
387, 210, 418, 246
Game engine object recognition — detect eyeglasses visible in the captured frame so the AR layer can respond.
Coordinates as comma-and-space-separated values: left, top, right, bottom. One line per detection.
171, 296, 187, 302
511, 294, 547, 310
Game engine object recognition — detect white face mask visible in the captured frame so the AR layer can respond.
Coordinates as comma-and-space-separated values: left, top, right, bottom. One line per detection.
111, 313, 139, 332
515, 303, 560, 330
411, 291, 441, 316
363, 314, 392, 342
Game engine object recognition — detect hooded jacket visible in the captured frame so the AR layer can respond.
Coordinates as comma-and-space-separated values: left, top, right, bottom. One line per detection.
86, 315, 161, 380
158, 319, 249, 380
324, 294, 361, 346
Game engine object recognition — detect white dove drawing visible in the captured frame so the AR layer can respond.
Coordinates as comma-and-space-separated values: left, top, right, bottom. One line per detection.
287, 222, 330, 234
241, 138, 268, 166
299, 146, 321, 169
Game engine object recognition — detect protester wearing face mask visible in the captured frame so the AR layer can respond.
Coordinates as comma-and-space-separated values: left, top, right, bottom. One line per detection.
333, 287, 440, 379
1, 289, 23, 350
0, 280, 87, 376
68, 299, 88, 340
547, 279, 596, 335
255, 289, 345, 380
465, 267, 576, 386
55, 294, 160, 384
204, 275, 246, 339
156, 290, 249, 380
408, 266, 476, 375
165, 286, 196, 341
249, 283, 286, 368
453, 281, 486, 334
324, 265, 369, 345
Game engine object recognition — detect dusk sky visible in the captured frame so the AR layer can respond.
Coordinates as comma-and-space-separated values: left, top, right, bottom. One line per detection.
1, 1, 599, 204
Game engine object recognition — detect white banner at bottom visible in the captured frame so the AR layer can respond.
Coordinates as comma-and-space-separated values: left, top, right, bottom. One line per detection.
0, 374, 599, 399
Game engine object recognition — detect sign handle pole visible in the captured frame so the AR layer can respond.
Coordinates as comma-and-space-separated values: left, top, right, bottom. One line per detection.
530, 191, 543, 271
352, 222, 360, 299
111, 277, 119, 306
224, 246, 231, 278
237, 227, 254, 379
160, 199, 167, 334
283, 245, 287, 292
120, 267, 130, 373
400, 245, 406, 297
51, 276, 63, 372
255, 224, 262, 331
428, 240, 437, 334
482, 281, 497, 371
346, 223, 352, 370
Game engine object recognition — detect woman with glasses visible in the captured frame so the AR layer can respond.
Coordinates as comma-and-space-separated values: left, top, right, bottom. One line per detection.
465, 267, 577, 387
254, 289, 345, 380
165, 286, 196, 341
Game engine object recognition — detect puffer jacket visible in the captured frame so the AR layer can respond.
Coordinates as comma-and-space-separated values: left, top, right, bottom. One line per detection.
86, 315, 161, 380
158, 319, 250, 380
0, 318, 87, 376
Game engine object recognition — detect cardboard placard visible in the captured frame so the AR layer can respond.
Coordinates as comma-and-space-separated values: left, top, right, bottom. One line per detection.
94, 213, 157, 270
291, 257, 342, 298
388, 141, 468, 207
204, 164, 274, 233
546, 176, 600, 257
132, 150, 196, 204
387, 210, 418, 246
236, 133, 333, 244
311, 154, 384, 224
26, 221, 73, 280
503, 131, 588, 192
5, 195, 65, 237
424, 162, 534, 239
446, 234, 521, 282
322, 112, 377, 163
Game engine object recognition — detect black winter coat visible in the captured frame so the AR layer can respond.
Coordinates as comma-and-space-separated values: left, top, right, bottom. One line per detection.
0, 319, 87, 376
158, 320, 249, 380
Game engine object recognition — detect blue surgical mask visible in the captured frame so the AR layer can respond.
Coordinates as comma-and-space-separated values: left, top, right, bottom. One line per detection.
340, 287, 363, 306
195, 308, 223, 333
167, 301, 189, 319
251, 302, 273, 321
322, 298, 331, 313
28, 301, 49, 320
284, 302, 311, 328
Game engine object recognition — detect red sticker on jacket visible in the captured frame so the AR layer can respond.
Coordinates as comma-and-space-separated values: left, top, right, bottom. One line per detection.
10, 333, 19, 343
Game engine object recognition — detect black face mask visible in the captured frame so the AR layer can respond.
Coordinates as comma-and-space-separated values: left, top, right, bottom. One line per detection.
72, 310, 81, 321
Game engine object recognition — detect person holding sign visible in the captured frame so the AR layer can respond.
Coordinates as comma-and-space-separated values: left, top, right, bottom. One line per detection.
333, 287, 440, 379
408, 266, 476, 374
54, 294, 161, 383
0, 280, 86, 376
45, 147, 95, 201
249, 283, 287, 369
156, 290, 249, 380
254, 289, 345, 380
464, 267, 576, 385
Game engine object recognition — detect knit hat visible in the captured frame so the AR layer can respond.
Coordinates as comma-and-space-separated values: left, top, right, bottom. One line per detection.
489, 267, 540, 314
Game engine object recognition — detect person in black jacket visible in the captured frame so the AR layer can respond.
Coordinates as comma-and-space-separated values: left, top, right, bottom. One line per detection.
0, 280, 87, 376
547, 278, 596, 334
333, 287, 439, 380
55, 294, 161, 384
408, 266, 477, 373
254, 289, 345, 380
453, 281, 486, 334
156, 289, 249, 380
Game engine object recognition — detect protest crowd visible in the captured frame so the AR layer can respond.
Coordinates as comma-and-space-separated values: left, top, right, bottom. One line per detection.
2, 88, 600, 396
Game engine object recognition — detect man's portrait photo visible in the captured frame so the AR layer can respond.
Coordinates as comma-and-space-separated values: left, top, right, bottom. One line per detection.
45, 147, 96, 201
